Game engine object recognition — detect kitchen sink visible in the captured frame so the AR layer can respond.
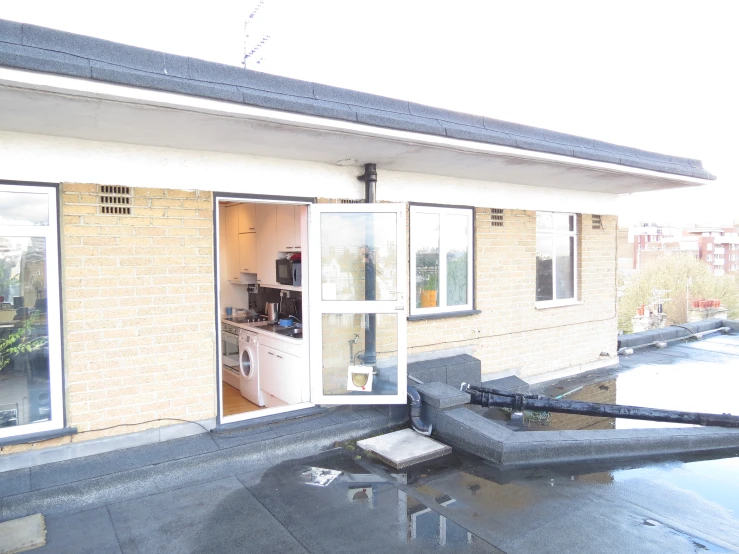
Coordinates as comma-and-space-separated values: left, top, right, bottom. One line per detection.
273, 326, 303, 339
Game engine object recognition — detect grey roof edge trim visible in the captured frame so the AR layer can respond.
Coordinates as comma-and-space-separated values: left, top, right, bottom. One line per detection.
0, 18, 716, 181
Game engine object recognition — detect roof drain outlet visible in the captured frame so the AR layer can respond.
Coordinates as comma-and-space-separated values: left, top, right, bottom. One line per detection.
407, 385, 432, 436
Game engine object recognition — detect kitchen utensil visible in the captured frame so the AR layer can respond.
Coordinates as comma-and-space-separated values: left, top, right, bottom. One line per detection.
278, 318, 293, 327
266, 302, 279, 322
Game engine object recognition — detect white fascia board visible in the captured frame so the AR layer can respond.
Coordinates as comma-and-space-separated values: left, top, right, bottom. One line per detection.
0, 67, 707, 189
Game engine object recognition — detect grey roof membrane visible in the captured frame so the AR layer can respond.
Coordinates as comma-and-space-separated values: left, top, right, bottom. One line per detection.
0, 19, 715, 180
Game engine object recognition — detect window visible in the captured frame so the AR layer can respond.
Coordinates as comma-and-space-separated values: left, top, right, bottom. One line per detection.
0, 183, 63, 439
410, 205, 473, 316
536, 212, 577, 305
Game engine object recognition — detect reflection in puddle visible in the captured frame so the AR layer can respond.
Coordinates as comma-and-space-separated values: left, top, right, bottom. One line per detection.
295, 457, 492, 550
406, 494, 474, 547
301, 467, 343, 487
476, 341, 739, 431
641, 518, 729, 552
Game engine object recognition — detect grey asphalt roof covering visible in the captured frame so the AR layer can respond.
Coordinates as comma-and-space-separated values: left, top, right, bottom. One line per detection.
0, 18, 715, 181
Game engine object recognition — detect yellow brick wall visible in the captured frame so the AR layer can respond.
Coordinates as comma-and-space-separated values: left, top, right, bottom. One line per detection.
408, 209, 618, 379
62, 184, 216, 432
2, 184, 217, 454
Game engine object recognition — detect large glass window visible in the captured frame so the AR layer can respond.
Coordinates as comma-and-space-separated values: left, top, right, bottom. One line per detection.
0, 184, 62, 439
536, 212, 577, 304
410, 205, 474, 316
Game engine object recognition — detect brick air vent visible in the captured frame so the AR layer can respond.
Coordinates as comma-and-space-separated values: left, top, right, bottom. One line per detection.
339, 199, 365, 204
490, 208, 504, 227
592, 215, 602, 230
98, 185, 133, 215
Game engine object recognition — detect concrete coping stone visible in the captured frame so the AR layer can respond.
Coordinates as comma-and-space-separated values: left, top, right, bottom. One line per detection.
434, 407, 739, 468
414, 382, 470, 409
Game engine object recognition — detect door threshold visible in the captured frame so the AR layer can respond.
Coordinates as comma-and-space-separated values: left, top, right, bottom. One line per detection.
215, 404, 324, 433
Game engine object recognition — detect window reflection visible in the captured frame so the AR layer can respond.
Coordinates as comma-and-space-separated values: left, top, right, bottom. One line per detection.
413, 212, 439, 308
320, 213, 397, 301
0, 237, 51, 428
0, 192, 49, 226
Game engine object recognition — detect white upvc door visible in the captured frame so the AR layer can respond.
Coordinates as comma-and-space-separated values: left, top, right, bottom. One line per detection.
308, 203, 407, 405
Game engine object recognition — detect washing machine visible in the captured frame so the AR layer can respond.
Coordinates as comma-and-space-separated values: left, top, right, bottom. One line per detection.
239, 329, 265, 406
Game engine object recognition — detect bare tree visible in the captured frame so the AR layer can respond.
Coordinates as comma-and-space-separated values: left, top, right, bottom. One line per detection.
618, 253, 739, 333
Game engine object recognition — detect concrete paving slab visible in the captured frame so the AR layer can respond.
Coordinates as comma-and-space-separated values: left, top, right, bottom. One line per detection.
31, 507, 120, 554
0, 514, 45, 554
357, 428, 451, 468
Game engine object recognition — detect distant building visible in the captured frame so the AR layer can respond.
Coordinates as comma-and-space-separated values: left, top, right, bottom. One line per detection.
619, 223, 739, 275
682, 227, 739, 276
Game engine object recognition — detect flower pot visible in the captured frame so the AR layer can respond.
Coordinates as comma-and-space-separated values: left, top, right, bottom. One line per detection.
692, 300, 700, 308
420, 290, 437, 308
699, 300, 707, 308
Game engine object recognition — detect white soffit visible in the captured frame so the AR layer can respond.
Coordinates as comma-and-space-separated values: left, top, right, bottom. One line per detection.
0, 67, 706, 195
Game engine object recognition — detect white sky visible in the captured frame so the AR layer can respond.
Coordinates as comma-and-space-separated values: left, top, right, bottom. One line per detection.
2, 0, 737, 226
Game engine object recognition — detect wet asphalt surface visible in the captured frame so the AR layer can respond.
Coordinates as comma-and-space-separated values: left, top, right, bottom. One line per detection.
34, 445, 739, 553
32, 334, 739, 552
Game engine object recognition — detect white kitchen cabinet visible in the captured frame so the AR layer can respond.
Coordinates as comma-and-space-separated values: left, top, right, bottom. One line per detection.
294, 205, 305, 250
224, 205, 241, 281
276, 205, 303, 252
238, 203, 256, 233
256, 203, 278, 286
238, 232, 256, 273
258, 343, 302, 404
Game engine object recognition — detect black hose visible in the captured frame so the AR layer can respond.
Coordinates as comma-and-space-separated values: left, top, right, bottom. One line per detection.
407, 385, 432, 435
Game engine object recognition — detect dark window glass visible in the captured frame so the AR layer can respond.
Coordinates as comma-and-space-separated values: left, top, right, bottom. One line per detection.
536, 235, 553, 301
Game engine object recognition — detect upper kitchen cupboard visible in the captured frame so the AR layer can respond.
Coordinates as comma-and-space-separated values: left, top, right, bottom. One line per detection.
225, 204, 241, 281
256, 203, 278, 287
238, 203, 256, 233
276, 204, 304, 252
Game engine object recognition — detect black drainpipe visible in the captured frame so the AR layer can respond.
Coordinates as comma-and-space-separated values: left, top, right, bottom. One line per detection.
358, 162, 377, 203
357, 164, 377, 367
356, 163, 431, 435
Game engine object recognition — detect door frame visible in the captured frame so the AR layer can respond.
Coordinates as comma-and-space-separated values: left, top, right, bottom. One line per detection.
212, 192, 314, 427
308, 202, 408, 405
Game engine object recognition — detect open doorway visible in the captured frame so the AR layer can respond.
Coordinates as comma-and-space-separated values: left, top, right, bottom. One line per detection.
216, 197, 310, 424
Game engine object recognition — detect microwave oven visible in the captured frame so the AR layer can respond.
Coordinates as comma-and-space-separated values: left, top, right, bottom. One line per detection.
276, 259, 301, 286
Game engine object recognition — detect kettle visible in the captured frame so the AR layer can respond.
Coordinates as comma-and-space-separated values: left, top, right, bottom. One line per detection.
266, 302, 279, 323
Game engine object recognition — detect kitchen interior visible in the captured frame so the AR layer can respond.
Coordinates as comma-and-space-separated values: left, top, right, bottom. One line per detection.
219, 199, 308, 418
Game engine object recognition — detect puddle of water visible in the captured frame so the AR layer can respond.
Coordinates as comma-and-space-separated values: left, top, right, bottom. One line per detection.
641, 518, 729, 552
257, 449, 499, 551
614, 455, 739, 516
477, 342, 739, 431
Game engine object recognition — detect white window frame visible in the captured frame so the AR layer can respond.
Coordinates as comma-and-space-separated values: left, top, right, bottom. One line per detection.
409, 205, 474, 317
0, 183, 64, 439
535, 211, 579, 309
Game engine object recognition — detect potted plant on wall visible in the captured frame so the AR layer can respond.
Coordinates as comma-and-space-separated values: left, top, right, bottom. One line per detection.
420, 273, 438, 308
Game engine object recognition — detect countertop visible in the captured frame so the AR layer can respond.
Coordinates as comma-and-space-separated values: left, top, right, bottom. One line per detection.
222, 317, 303, 343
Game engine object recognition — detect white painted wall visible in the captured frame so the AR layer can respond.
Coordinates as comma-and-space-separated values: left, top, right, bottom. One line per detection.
0, 130, 617, 214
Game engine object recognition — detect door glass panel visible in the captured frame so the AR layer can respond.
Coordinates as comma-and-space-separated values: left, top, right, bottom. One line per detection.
320, 212, 397, 301
321, 313, 398, 396
0, 237, 51, 428
413, 212, 439, 309
446, 214, 469, 306
0, 192, 49, 226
